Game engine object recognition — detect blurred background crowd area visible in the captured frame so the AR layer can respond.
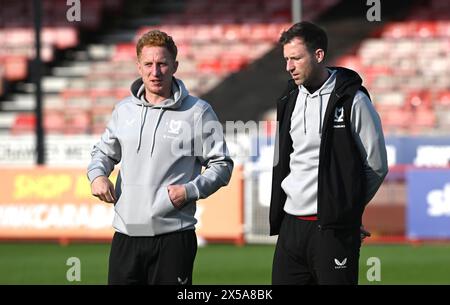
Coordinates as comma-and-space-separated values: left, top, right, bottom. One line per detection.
0, 0, 448, 135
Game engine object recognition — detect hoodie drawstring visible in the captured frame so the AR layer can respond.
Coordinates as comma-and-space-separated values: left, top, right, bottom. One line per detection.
319, 93, 323, 136
302, 91, 325, 136
132, 78, 185, 154
136, 106, 165, 156
303, 93, 308, 135
150, 108, 164, 156
136, 104, 147, 152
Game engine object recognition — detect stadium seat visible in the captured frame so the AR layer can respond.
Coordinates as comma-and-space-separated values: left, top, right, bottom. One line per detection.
436, 91, 450, 106
64, 110, 91, 134
373, 92, 405, 111
437, 109, 450, 129
44, 110, 65, 134
113, 43, 136, 61
91, 108, 113, 134
406, 91, 433, 110
336, 56, 362, 72
91, 89, 118, 109
413, 109, 436, 127
53, 27, 78, 49
436, 21, 450, 37
11, 113, 35, 135
378, 108, 412, 130
62, 89, 92, 110
2, 56, 27, 81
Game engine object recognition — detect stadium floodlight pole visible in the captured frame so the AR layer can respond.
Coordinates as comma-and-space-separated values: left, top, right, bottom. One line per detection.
33, 0, 45, 165
292, 0, 302, 23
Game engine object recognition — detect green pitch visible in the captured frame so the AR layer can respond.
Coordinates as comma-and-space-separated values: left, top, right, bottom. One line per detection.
0, 243, 449, 284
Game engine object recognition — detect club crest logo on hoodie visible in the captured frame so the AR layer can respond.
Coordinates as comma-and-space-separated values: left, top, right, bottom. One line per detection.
168, 120, 182, 135
333, 107, 345, 128
163, 119, 183, 140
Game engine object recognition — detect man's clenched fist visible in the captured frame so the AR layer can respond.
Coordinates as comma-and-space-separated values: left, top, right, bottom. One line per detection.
91, 176, 116, 203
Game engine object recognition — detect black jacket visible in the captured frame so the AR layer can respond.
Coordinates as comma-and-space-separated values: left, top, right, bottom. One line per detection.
270, 67, 370, 235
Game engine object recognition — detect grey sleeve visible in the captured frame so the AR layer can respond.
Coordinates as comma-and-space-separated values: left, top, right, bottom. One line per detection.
351, 91, 389, 205
184, 105, 234, 201
87, 108, 121, 183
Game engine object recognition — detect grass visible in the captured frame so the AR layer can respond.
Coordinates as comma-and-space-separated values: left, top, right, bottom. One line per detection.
359, 244, 450, 284
0, 243, 109, 285
0, 243, 449, 284
194, 244, 273, 284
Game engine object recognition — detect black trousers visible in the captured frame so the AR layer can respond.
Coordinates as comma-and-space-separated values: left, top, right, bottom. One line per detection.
108, 230, 197, 285
272, 214, 361, 285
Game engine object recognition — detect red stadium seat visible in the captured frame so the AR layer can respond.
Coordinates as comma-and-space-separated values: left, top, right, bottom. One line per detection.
53, 27, 78, 49
62, 89, 92, 110
336, 56, 362, 72
436, 21, 450, 37
406, 91, 433, 110
44, 110, 65, 134
436, 91, 450, 106
113, 43, 136, 61
91, 108, 113, 134
414, 109, 436, 127
64, 110, 91, 134
197, 58, 222, 74
11, 113, 35, 135
416, 22, 438, 38
3, 56, 27, 81
90, 89, 118, 109
379, 108, 413, 129
224, 57, 248, 73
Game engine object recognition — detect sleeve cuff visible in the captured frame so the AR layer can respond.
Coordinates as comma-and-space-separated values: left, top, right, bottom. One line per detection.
184, 182, 200, 201
87, 168, 106, 183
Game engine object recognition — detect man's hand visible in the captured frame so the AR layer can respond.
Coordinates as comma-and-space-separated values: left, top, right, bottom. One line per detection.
167, 185, 187, 209
360, 225, 371, 242
91, 176, 116, 203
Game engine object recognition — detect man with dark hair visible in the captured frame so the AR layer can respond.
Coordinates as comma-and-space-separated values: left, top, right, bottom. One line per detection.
270, 22, 388, 285
88, 30, 233, 285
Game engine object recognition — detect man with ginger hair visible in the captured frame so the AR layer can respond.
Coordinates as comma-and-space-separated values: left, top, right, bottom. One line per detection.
87, 30, 233, 285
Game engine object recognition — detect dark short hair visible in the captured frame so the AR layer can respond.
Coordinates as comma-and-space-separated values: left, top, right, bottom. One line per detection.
136, 30, 178, 61
279, 22, 328, 54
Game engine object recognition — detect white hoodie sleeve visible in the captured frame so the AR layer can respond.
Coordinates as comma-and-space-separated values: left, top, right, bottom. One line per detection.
184, 105, 234, 201
351, 91, 389, 205
87, 108, 121, 182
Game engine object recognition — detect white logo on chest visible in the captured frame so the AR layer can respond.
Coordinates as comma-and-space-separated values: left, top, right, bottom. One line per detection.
168, 120, 182, 134
334, 107, 344, 123
126, 119, 135, 126
333, 107, 345, 128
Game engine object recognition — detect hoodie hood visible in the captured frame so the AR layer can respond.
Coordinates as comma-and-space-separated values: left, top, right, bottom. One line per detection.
297, 68, 337, 135
298, 68, 336, 97
129, 77, 189, 153
329, 66, 363, 96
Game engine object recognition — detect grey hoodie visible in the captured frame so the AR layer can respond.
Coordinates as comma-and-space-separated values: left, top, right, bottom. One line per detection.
87, 78, 233, 236
281, 68, 388, 216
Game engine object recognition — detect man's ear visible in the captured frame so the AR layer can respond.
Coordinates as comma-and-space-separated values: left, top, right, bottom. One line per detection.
315, 49, 325, 64
136, 59, 142, 76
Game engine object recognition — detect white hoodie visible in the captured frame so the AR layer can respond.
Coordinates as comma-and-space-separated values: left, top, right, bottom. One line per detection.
281, 69, 387, 216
